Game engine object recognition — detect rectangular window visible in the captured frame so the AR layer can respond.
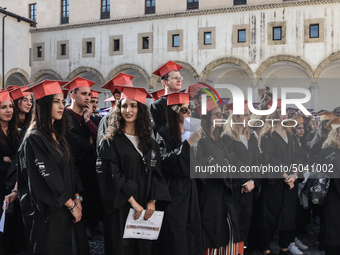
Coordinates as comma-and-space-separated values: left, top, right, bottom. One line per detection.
238, 29, 246, 43
273, 27, 282, 40
61, 44, 67, 55
172, 35, 180, 47
86, 42, 92, 53
29, 4, 37, 27
204, 32, 211, 45
234, 0, 247, 5
142, 37, 149, 49
101, 0, 110, 19
187, 0, 199, 10
61, 0, 69, 24
113, 39, 120, 51
37, 46, 42, 57
145, 0, 155, 14
310, 24, 319, 38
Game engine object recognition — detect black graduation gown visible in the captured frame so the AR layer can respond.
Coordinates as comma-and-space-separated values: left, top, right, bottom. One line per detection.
96, 133, 171, 255
91, 114, 102, 127
66, 109, 102, 225
197, 133, 240, 248
0, 131, 20, 254
17, 130, 76, 255
260, 131, 298, 230
318, 146, 340, 247
156, 126, 203, 255
221, 133, 261, 242
150, 97, 167, 133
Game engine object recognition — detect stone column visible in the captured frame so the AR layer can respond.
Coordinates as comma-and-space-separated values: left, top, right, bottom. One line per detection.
309, 83, 319, 111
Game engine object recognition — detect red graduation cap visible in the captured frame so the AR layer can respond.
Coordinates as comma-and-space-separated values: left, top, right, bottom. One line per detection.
0, 90, 12, 103
63, 77, 96, 91
62, 89, 69, 99
194, 98, 220, 117
225, 103, 233, 111
24, 80, 68, 100
188, 82, 207, 93
91, 90, 102, 98
150, 89, 165, 101
104, 96, 116, 107
9, 86, 31, 101
6, 85, 21, 92
325, 117, 340, 130
153, 61, 183, 78
161, 92, 190, 106
115, 86, 152, 104
317, 110, 339, 121
101, 73, 134, 93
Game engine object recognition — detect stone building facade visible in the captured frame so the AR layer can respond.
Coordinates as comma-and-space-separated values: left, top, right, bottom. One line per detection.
1, 0, 340, 109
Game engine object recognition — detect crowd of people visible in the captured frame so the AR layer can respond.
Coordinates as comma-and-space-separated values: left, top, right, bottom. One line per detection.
0, 60, 339, 255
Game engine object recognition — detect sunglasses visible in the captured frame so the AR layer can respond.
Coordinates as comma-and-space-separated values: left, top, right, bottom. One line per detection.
179, 106, 192, 114
211, 112, 223, 117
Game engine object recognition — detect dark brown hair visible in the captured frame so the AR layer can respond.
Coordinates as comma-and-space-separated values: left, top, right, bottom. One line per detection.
13, 93, 34, 129
0, 101, 20, 146
201, 106, 222, 141
166, 104, 182, 148
26, 94, 70, 162
104, 98, 152, 154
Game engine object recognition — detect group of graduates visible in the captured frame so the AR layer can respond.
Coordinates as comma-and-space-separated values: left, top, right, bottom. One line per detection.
0, 60, 339, 255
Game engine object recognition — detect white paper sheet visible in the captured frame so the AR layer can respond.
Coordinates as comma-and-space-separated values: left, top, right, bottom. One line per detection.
182, 117, 201, 145
0, 201, 7, 233
123, 209, 164, 240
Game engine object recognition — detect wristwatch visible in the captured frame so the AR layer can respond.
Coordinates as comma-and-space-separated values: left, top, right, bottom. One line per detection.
75, 195, 83, 201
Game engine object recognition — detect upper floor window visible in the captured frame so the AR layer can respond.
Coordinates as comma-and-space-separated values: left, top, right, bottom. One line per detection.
187, 0, 199, 10
145, 0, 155, 14
234, 0, 247, 5
310, 24, 319, 38
61, 0, 69, 24
273, 27, 282, 40
29, 4, 37, 27
101, 0, 110, 19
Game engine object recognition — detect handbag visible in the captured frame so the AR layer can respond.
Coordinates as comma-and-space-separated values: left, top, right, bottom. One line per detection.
303, 171, 330, 205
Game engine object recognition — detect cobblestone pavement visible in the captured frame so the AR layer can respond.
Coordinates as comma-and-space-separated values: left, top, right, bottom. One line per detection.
89, 221, 325, 255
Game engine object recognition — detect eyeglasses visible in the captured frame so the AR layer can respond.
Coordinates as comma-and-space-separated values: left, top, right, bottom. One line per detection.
168, 76, 183, 81
180, 106, 192, 114
211, 112, 223, 117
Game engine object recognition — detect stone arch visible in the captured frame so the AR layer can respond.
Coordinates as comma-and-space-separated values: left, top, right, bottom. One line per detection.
107, 63, 150, 85
254, 55, 314, 83
4, 68, 30, 86
200, 57, 254, 81
31, 69, 63, 83
314, 52, 340, 82
67, 66, 105, 83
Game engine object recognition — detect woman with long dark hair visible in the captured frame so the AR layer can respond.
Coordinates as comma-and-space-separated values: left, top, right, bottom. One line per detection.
96, 86, 170, 255
155, 92, 202, 255
10, 86, 33, 132
17, 80, 85, 254
319, 124, 340, 255
259, 99, 299, 255
0, 90, 21, 254
221, 104, 261, 255
196, 98, 240, 255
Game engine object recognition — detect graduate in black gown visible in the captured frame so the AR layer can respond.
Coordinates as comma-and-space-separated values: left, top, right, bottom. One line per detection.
196, 98, 240, 255
16, 80, 89, 254
221, 105, 261, 255
96, 86, 171, 255
318, 125, 340, 255
150, 61, 183, 133
155, 92, 203, 255
10, 86, 33, 133
259, 99, 299, 255
89, 90, 102, 127
97, 72, 134, 151
0, 90, 21, 255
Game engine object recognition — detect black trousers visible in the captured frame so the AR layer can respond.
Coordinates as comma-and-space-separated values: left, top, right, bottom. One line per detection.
261, 229, 295, 250
325, 246, 340, 255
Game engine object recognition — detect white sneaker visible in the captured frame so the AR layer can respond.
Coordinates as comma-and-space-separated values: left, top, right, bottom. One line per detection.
295, 237, 308, 250
288, 242, 303, 255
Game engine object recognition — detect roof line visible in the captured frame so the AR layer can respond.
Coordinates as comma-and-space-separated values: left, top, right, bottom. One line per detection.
0, 7, 37, 25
